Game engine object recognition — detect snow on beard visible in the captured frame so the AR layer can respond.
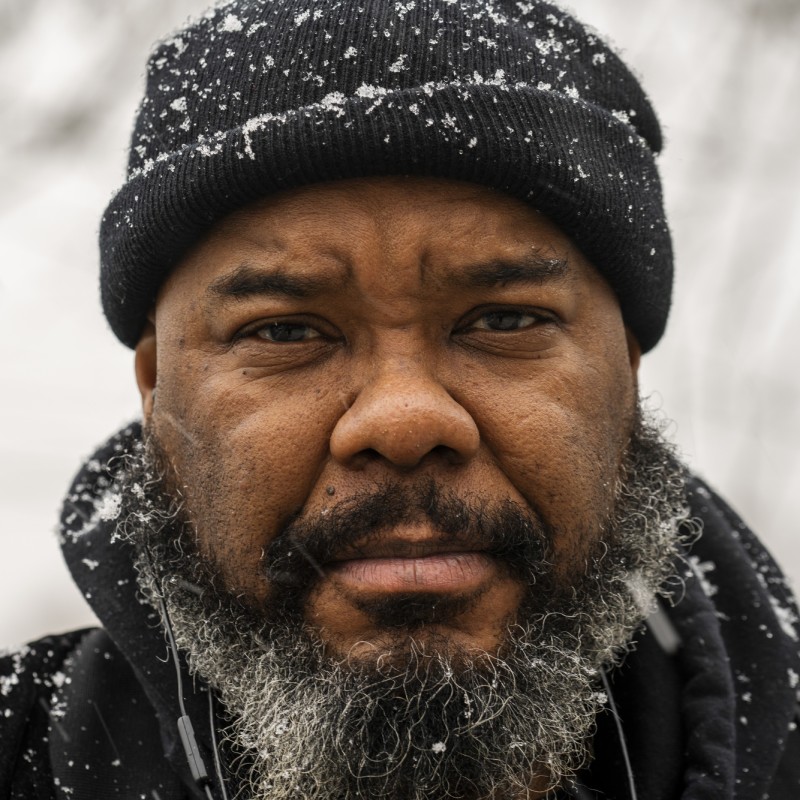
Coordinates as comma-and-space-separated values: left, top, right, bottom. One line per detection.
116, 404, 691, 799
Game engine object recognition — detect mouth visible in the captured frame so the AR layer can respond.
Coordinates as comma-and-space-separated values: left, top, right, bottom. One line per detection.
325, 533, 498, 594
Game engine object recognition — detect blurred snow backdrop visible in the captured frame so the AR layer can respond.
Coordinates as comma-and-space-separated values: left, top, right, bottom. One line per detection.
1, 0, 799, 646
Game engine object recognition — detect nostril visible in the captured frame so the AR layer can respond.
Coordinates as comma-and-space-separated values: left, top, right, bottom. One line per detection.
430, 444, 463, 464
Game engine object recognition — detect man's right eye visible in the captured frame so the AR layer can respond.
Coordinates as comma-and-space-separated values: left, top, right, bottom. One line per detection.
255, 322, 321, 342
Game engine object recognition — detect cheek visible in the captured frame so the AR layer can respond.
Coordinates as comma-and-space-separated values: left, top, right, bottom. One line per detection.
151, 363, 339, 598
472, 349, 636, 561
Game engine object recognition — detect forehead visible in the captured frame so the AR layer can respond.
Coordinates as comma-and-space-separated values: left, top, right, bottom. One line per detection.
160, 175, 604, 299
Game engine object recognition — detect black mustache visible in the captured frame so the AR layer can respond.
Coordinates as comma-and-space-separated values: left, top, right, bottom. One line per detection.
264, 480, 554, 592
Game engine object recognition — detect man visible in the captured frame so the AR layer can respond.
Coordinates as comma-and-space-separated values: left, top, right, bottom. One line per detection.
1, 1, 798, 798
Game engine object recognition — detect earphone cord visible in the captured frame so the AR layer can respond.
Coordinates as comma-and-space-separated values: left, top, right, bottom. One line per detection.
208, 690, 230, 800
146, 547, 224, 800
600, 668, 638, 800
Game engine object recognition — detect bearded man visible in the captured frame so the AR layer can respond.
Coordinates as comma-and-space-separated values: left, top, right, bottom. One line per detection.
1, 1, 799, 799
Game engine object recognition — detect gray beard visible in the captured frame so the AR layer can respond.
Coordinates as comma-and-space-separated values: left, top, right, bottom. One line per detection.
118, 407, 692, 800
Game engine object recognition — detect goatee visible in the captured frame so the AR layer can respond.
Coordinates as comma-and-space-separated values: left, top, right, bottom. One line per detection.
117, 406, 692, 799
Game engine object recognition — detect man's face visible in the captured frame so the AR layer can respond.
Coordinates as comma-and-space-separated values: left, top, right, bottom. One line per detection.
136, 175, 640, 660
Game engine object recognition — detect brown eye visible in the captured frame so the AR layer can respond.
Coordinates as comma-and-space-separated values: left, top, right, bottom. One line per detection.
472, 311, 541, 332
256, 322, 321, 342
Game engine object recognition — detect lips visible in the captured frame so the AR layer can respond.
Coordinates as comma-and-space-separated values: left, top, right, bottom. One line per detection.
324, 533, 498, 594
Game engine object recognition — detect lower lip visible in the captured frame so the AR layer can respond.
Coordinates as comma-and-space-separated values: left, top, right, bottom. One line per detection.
327, 552, 495, 593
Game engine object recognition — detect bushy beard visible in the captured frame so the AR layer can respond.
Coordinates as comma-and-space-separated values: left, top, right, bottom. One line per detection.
116, 406, 691, 800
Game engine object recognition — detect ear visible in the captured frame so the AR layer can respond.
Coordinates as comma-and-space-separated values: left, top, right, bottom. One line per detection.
625, 327, 642, 376
135, 318, 157, 423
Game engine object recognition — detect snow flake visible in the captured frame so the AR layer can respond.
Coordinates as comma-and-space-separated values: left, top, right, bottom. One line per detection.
689, 556, 719, 598
431, 741, 446, 753
163, 36, 187, 57
355, 83, 390, 100
789, 668, 799, 689
218, 14, 243, 34
389, 54, 409, 73
97, 491, 122, 522
769, 595, 799, 641
319, 91, 348, 117
247, 21, 268, 36
612, 109, 631, 125
535, 36, 563, 57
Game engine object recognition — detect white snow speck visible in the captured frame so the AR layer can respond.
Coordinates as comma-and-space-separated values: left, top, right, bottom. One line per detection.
689, 556, 719, 598
769, 595, 799, 641
431, 741, 446, 753
163, 36, 187, 56
355, 84, 389, 100
97, 491, 122, 522
218, 14, 243, 33
343, 46, 358, 59
592, 53, 606, 66
389, 54, 408, 73
170, 97, 188, 113
81, 558, 99, 571
51, 671, 67, 688
294, 10, 311, 25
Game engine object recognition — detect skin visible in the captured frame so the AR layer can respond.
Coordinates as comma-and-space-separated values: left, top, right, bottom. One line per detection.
135, 175, 640, 663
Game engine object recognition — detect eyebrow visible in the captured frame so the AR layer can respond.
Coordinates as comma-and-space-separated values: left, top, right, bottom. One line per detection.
457, 255, 570, 288
207, 254, 570, 303
207, 263, 339, 302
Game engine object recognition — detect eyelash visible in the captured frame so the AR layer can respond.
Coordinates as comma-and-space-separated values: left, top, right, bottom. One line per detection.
461, 308, 555, 333
235, 306, 557, 345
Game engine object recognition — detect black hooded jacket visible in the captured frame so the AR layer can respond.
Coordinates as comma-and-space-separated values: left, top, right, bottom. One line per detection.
2, 424, 799, 799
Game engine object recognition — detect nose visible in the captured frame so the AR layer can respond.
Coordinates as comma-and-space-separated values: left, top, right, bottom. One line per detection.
330, 365, 480, 469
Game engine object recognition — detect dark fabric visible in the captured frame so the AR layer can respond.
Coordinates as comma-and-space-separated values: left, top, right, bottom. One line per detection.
100, 0, 673, 353
47, 628, 188, 800
587, 616, 686, 800
2, 426, 800, 799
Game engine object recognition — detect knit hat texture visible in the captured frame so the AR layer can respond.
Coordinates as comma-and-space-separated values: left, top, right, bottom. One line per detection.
100, 0, 672, 351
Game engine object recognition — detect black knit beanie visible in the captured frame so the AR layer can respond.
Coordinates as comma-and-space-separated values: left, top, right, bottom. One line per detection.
100, 0, 672, 352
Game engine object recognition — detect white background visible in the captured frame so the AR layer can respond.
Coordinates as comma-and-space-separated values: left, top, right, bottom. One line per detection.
1, 0, 799, 647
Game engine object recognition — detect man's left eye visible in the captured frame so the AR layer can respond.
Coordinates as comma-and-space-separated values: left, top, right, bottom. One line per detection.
255, 322, 321, 342
470, 310, 542, 332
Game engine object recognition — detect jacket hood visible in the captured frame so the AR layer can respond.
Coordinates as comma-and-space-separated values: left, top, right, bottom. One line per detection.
59, 422, 217, 796
57, 423, 800, 799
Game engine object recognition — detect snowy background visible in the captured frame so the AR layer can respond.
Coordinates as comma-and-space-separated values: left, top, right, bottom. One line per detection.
1, 0, 799, 646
